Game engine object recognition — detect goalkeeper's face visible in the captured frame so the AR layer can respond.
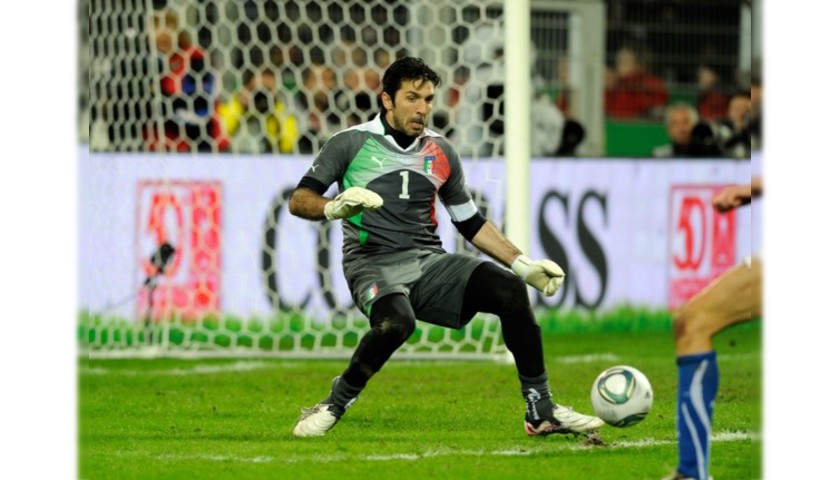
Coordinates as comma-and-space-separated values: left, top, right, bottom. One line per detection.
386, 79, 435, 137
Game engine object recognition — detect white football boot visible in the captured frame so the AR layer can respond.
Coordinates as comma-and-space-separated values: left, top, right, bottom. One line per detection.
292, 404, 341, 438
524, 403, 604, 436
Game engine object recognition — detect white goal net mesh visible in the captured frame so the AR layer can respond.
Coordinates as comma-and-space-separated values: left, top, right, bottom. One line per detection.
86, 0, 533, 156
82, 0, 564, 359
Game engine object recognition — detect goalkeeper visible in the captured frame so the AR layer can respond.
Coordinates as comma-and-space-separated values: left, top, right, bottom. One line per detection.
289, 57, 603, 438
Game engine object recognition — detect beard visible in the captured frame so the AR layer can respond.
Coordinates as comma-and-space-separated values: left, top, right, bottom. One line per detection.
396, 113, 426, 137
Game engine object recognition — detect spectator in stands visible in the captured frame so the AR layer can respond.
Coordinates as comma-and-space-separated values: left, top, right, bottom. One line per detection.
604, 44, 669, 119
217, 68, 299, 153
652, 102, 700, 158
330, 31, 370, 119
696, 65, 729, 122
556, 120, 586, 157
295, 64, 342, 154
547, 56, 589, 156
654, 102, 725, 158
717, 91, 752, 159
144, 7, 228, 152
553, 56, 573, 118
267, 45, 297, 95
373, 48, 392, 71
337, 66, 380, 127
532, 94, 565, 157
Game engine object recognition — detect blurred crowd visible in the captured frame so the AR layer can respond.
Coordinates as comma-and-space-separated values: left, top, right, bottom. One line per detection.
90, 3, 759, 159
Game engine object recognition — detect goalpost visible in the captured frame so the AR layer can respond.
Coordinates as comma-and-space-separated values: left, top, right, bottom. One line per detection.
81, 0, 602, 359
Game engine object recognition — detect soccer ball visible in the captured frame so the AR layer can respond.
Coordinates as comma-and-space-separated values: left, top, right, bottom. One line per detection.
590, 365, 654, 427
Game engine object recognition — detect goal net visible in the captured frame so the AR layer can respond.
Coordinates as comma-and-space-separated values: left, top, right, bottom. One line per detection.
82, 0, 575, 359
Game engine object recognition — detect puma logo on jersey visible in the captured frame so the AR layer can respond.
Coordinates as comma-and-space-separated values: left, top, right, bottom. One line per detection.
371, 156, 385, 169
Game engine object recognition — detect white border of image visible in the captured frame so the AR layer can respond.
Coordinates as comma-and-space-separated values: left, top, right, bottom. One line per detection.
764, 0, 834, 477
1, 2, 77, 479
1, 1, 832, 477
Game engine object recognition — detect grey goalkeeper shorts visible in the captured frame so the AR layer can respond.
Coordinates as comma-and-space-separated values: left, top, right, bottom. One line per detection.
343, 249, 488, 329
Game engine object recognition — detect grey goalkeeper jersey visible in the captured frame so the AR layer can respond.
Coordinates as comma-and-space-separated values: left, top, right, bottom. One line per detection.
302, 114, 478, 263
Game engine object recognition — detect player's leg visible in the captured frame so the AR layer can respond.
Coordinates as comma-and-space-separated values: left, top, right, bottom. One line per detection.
461, 263, 546, 377
294, 251, 421, 438
293, 293, 416, 437
674, 257, 762, 355
460, 262, 604, 435
337, 292, 416, 397
667, 258, 762, 480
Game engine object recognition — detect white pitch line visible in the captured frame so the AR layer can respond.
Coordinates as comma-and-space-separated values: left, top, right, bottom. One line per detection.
155, 453, 275, 463
147, 431, 754, 465
552, 353, 621, 364
83, 360, 283, 376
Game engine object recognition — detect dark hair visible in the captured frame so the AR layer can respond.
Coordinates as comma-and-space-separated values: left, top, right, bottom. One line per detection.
380, 57, 441, 104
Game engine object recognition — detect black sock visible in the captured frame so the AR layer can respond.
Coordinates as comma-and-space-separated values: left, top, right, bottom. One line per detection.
520, 372, 555, 421
324, 375, 363, 414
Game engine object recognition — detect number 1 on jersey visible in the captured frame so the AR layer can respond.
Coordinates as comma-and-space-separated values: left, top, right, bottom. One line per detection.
399, 170, 411, 199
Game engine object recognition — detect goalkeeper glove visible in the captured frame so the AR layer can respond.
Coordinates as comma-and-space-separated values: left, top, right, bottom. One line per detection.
511, 255, 566, 296
323, 186, 384, 220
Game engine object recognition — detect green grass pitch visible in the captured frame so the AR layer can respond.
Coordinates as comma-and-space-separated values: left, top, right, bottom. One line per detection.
79, 325, 761, 480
